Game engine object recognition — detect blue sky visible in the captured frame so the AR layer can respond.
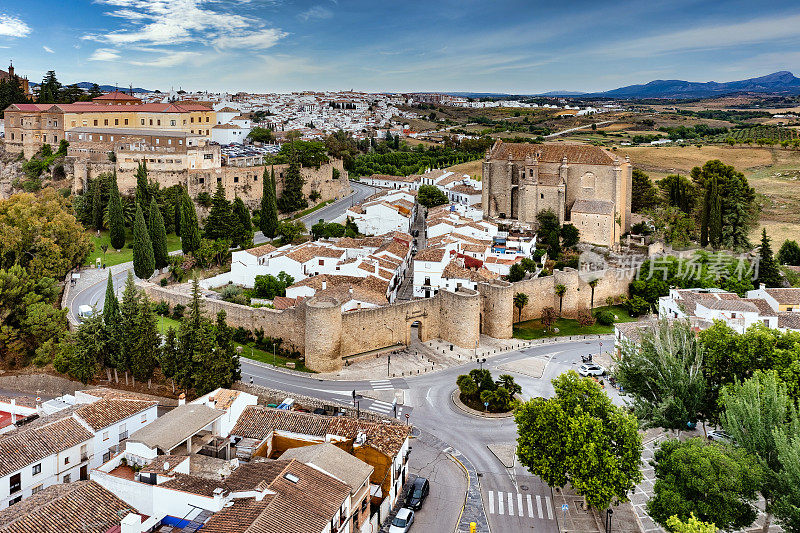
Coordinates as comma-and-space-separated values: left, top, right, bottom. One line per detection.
2, 0, 800, 93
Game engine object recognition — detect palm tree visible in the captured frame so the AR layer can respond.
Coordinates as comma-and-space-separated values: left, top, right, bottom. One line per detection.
588, 278, 599, 309
513, 292, 529, 324
555, 284, 567, 316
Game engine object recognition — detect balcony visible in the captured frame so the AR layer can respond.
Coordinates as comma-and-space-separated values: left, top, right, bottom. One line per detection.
80, 453, 89, 462
119, 431, 128, 442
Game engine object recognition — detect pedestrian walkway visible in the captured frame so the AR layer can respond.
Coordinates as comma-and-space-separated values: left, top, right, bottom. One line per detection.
369, 379, 394, 390
368, 399, 395, 415
486, 490, 554, 520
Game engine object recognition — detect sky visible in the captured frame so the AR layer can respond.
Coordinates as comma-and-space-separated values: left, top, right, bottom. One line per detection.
2, 0, 800, 94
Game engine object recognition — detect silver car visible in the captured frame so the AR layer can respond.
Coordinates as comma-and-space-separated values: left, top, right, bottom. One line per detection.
578, 363, 606, 377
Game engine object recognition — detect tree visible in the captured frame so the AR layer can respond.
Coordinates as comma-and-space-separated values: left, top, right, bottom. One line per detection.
721, 371, 800, 533
38, 71, 62, 104
778, 240, 800, 266
588, 278, 599, 308
92, 177, 103, 230
108, 173, 126, 250
555, 284, 567, 316
253, 272, 294, 299
103, 272, 119, 327
537, 209, 561, 260
417, 185, 448, 208
180, 191, 201, 254
757, 229, 782, 288
614, 320, 708, 431
647, 438, 763, 531
129, 293, 160, 384
515, 371, 642, 510
0, 189, 93, 280
132, 203, 155, 279
632, 169, 661, 212
135, 161, 151, 222
277, 220, 306, 244
540, 306, 558, 331
260, 167, 279, 238
0, 71, 30, 114
774, 431, 800, 532
148, 197, 169, 270
247, 126, 275, 143
513, 292, 528, 323
277, 161, 307, 213
658, 174, 696, 214
665, 514, 717, 533
193, 310, 240, 394
204, 182, 235, 241
102, 271, 123, 382
65, 313, 105, 384
231, 197, 253, 249
118, 273, 139, 381
560, 224, 580, 248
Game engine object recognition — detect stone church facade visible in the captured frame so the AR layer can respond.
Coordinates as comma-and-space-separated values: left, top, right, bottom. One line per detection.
481, 140, 632, 246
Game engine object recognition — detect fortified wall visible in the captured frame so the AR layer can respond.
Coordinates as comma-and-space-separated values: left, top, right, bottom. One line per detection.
140, 267, 631, 373
68, 158, 350, 208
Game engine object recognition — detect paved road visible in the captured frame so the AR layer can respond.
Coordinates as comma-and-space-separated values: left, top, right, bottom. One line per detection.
252, 180, 376, 244
240, 337, 612, 533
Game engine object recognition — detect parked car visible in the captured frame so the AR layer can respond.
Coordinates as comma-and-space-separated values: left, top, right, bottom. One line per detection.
389, 508, 415, 533
405, 477, 429, 510
708, 429, 733, 443
578, 363, 606, 377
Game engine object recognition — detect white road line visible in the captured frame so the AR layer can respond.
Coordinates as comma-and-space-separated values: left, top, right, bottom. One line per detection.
545, 496, 553, 519
536, 495, 543, 519
517, 493, 523, 517
507, 492, 514, 516
488, 491, 494, 514
498, 491, 504, 515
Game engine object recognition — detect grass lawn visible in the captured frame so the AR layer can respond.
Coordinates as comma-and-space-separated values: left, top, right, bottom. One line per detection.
154, 315, 312, 372
289, 199, 335, 221
85, 230, 182, 267
513, 305, 636, 340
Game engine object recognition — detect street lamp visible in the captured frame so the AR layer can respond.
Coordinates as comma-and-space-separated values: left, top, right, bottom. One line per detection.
387, 353, 391, 377
605, 508, 614, 533
478, 357, 487, 371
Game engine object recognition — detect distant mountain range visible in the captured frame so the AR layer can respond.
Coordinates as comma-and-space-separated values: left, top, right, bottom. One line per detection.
584, 71, 800, 99
29, 81, 155, 93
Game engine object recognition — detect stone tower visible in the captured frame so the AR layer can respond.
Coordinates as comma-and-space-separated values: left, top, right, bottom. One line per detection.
479, 280, 514, 339
304, 296, 343, 372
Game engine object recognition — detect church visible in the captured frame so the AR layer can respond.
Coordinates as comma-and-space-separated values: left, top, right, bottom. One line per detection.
481, 140, 632, 247
0, 62, 30, 95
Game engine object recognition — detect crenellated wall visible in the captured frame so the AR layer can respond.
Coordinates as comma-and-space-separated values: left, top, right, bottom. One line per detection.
140, 266, 631, 372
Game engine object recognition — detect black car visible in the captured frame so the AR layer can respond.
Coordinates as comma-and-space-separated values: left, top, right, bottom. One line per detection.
405, 477, 429, 510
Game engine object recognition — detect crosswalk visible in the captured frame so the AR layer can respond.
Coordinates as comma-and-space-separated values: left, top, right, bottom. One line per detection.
370, 379, 394, 390
486, 491, 554, 520
368, 399, 396, 414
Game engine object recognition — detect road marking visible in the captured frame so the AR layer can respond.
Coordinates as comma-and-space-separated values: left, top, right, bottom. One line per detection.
369, 400, 393, 413
497, 491, 504, 515
370, 380, 393, 390
488, 490, 494, 514
517, 493, 523, 517
545, 496, 553, 519
527, 495, 534, 519
507, 492, 514, 516
536, 495, 543, 518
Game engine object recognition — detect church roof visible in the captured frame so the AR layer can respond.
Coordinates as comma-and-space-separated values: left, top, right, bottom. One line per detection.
490, 140, 617, 166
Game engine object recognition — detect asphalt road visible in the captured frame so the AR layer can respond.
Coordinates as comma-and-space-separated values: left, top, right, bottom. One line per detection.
69, 181, 378, 322
240, 337, 613, 533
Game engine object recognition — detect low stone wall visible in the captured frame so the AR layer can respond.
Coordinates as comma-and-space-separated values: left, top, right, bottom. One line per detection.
0, 373, 82, 397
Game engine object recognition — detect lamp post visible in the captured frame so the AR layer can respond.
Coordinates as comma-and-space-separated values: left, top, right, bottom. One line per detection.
478, 357, 487, 371
605, 508, 614, 533
272, 342, 276, 367
387, 353, 391, 377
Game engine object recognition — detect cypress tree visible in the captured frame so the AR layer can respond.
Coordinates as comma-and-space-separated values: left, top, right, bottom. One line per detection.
132, 202, 155, 279
103, 270, 123, 382
135, 161, 150, 222
757, 229, 782, 288
91, 178, 103, 230
174, 193, 182, 237
232, 197, 253, 248
130, 293, 160, 383
204, 182, 234, 240
260, 166, 279, 238
709, 178, 722, 249
180, 192, 201, 254
700, 183, 711, 247
103, 271, 120, 325
277, 161, 307, 213
148, 197, 169, 270
118, 272, 139, 380
108, 172, 126, 250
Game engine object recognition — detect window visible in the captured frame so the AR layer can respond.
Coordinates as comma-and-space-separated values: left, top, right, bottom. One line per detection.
191, 117, 194, 123
140, 119, 145, 125
125, 119, 129, 125
233, 176, 239, 183
64, 456, 70, 465
157, 119, 161, 126
63, 474, 71, 484
104, 119, 108, 126
198, 177, 205, 184
31, 484, 43, 495
8, 496, 21, 506
103, 451, 111, 463
204, 153, 213, 160
83, 120, 88, 126
206, 116, 209, 122
115, 119, 119, 125
32, 463, 41, 476
71, 121, 76, 127
103, 431, 109, 441
319, 259, 324, 266
540, 193, 544, 199
141, 413, 147, 423
80, 444, 87, 461
170, 120, 176, 126
9, 473, 21, 494
93, 119, 98, 126
149, 119, 153, 126
217, 177, 222, 183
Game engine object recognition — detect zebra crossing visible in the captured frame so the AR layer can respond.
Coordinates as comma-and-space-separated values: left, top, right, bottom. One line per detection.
368, 399, 395, 414
369, 379, 394, 390
486, 490, 554, 520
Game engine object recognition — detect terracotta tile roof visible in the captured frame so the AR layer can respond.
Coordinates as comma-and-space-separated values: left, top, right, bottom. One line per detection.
287, 274, 364, 291
208, 389, 242, 411
285, 245, 345, 264
0, 395, 38, 409
490, 140, 617, 166
742, 298, 777, 317
696, 298, 759, 313
375, 240, 409, 260
217, 106, 239, 113
0, 416, 92, 477
245, 243, 277, 257
272, 296, 298, 309
414, 247, 448, 262
0, 480, 136, 533
75, 398, 156, 431
317, 285, 387, 307
778, 312, 800, 330
571, 199, 615, 216
442, 259, 500, 282
765, 288, 800, 305
93, 91, 141, 102
231, 406, 410, 457
359, 275, 390, 296
202, 497, 272, 533
279, 442, 373, 492
449, 184, 480, 195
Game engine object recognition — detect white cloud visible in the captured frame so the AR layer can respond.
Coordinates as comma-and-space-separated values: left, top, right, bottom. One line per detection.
130, 50, 199, 67
88, 48, 121, 61
299, 5, 333, 21
0, 14, 31, 38
213, 28, 287, 50
43, 45, 54, 53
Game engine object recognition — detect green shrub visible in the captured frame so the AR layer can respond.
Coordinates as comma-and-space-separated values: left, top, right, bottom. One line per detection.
595, 309, 615, 326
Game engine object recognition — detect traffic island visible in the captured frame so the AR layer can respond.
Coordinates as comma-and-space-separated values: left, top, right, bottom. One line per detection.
451, 389, 515, 418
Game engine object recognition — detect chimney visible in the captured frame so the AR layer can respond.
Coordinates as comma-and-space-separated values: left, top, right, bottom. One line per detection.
322, 280, 327, 290
760, 283, 766, 290
120, 513, 142, 533
10, 399, 16, 425
178, 393, 186, 406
